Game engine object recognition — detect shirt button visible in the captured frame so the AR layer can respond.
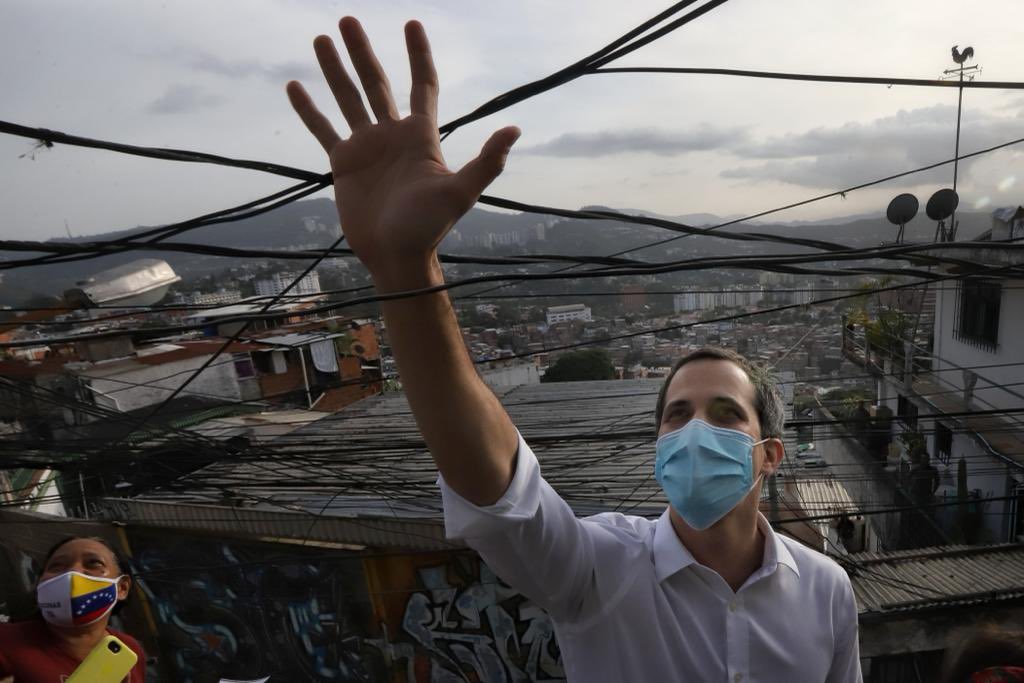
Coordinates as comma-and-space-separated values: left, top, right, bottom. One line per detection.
734, 674, 743, 683
728, 601, 738, 612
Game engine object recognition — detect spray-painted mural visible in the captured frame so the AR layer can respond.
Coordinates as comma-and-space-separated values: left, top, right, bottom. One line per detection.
365, 553, 564, 682
125, 530, 563, 683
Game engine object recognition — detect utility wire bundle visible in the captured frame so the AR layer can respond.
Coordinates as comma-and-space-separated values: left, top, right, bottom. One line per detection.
2, 0, 1024, 592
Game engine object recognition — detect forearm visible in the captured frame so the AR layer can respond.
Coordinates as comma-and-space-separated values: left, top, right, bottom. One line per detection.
376, 256, 518, 505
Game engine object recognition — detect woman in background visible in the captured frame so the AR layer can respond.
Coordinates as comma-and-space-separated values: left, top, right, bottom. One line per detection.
942, 626, 1024, 683
0, 536, 146, 682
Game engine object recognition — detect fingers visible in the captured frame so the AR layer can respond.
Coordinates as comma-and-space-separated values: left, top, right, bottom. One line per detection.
405, 20, 438, 120
454, 126, 521, 203
313, 35, 372, 131
286, 81, 342, 151
340, 17, 400, 123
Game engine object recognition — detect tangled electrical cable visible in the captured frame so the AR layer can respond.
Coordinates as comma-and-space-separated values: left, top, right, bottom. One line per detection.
4, 0, 1024, 578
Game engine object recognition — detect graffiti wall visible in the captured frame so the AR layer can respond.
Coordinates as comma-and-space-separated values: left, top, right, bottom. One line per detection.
364, 552, 564, 683
125, 530, 563, 683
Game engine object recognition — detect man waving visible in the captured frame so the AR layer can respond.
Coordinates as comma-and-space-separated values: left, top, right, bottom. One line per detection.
287, 17, 861, 682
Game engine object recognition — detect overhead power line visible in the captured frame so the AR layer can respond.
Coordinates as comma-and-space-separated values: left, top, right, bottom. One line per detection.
592, 66, 1024, 90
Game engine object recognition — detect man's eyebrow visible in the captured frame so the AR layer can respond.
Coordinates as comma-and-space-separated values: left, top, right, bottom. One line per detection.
710, 396, 748, 412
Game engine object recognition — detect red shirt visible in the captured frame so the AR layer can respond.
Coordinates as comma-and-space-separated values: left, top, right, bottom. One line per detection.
0, 619, 146, 683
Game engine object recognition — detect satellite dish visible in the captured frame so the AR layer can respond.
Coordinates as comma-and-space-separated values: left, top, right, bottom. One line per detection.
926, 189, 959, 222
886, 194, 919, 226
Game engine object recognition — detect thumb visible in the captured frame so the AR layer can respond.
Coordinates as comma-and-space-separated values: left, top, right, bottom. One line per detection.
454, 126, 521, 202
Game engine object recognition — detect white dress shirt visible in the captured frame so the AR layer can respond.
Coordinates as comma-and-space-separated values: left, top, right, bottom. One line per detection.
439, 433, 862, 683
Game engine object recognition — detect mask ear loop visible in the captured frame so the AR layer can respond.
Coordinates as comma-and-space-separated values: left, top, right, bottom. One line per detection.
751, 436, 775, 481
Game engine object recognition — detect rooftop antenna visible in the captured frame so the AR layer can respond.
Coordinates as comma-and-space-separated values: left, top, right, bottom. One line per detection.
886, 193, 919, 244
926, 188, 959, 242
943, 45, 980, 239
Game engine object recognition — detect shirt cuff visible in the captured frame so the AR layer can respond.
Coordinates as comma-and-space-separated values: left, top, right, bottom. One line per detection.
437, 430, 543, 539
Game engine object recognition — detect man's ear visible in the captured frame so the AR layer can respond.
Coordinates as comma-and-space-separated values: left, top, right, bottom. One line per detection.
117, 575, 131, 600
762, 437, 785, 475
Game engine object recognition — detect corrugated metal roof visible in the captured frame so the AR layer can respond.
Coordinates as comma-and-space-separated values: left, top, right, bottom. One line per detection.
256, 331, 348, 348
849, 543, 1024, 616
787, 477, 857, 515
97, 498, 461, 551
183, 296, 320, 320
130, 379, 666, 519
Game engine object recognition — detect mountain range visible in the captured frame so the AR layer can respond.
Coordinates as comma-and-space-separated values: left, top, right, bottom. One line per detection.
0, 197, 994, 305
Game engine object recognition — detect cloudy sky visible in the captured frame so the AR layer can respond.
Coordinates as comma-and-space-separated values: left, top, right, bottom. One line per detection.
1, 0, 1022, 242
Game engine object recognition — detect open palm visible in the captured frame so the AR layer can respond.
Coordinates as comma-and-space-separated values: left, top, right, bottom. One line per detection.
287, 18, 520, 283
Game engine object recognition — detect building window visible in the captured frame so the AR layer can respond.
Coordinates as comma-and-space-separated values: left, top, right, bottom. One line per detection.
934, 422, 952, 465
954, 280, 1001, 351
1014, 484, 1024, 542
232, 353, 256, 379
897, 394, 918, 430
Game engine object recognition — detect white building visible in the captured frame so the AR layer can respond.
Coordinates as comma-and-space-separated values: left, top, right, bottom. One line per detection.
673, 288, 763, 314
255, 271, 322, 297
847, 206, 1024, 543
546, 304, 592, 325
72, 342, 262, 413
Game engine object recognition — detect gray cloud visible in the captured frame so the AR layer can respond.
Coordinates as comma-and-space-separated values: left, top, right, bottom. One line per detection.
147, 84, 225, 114
187, 52, 318, 83
520, 126, 746, 158
723, 104, 1024, 189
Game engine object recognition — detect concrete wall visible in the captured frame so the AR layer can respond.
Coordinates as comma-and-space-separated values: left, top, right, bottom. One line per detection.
481, 362, 540, 388
811, 406, 903, 549
877, 374, 1018, 543
83, 355, 243, 413
933, 279, 1024, 415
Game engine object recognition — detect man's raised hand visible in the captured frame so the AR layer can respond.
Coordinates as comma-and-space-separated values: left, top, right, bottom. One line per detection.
286, 18, 520, 290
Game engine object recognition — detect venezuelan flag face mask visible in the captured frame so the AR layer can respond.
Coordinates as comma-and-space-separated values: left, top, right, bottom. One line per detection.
37, 571, 122, 627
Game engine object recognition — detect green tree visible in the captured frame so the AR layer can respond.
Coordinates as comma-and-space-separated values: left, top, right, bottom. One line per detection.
542, 349, 615, 383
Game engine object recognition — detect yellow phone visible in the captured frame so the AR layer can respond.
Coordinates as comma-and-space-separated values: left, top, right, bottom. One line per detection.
67, 634, 138, 683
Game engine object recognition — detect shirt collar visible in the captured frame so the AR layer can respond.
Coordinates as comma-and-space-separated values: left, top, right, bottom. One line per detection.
757, 512, 801, 578
653, 509, 697, 582
653, 509, 801, 582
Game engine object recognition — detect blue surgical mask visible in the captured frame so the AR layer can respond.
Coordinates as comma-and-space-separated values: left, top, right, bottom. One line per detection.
655, 419, 768, 530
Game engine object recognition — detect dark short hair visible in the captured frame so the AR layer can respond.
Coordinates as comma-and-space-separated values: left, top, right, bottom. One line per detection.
654, 347, 785, 438
43, 536, 129, 575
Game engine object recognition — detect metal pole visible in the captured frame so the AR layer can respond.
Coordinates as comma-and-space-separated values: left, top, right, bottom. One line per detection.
953, 68, 964, 192
951, 67, 965, 239
298, 347, 313, 408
